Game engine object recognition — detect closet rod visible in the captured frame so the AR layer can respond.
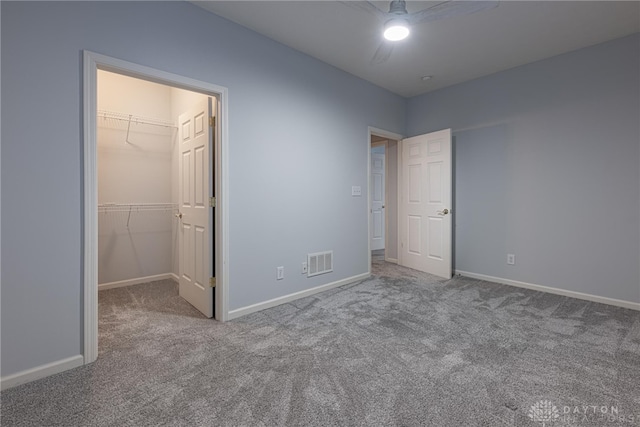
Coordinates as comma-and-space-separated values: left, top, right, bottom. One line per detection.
97, 109, 177, 129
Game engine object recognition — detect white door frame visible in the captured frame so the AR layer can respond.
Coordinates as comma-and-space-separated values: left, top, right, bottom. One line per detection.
367, 127, 403, 273
83, 51, 230, 365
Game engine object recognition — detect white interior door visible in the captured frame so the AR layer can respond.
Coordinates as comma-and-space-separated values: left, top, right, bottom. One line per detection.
399, 129, 452, 279
371, 152, 386, 251
178, 98, 214, 318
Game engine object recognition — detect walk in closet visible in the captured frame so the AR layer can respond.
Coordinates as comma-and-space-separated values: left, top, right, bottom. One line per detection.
97, 70, 208, 292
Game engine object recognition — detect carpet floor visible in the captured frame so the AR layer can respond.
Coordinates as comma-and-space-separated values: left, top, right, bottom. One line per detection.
2, 258, 639, 426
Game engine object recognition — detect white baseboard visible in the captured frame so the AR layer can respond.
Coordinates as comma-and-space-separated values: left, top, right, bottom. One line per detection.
98, 273, 179, 290
1, 355, 84, 391
455, 270, 640, 311
385, 257, 399, 264
228, 273, 370, 320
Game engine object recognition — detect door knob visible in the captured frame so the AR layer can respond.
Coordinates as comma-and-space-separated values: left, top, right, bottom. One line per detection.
175, 212, 183, 219
437, 208, 449, 215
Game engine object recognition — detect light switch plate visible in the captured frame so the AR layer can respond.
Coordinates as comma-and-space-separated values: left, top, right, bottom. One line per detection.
352, 186, 362, 196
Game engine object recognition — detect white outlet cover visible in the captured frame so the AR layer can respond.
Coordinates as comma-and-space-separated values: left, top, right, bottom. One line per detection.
352, 186, 362, 196
276, 266, 284, 280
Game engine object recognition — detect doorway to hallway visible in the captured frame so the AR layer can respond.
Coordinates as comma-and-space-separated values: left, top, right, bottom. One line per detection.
368, 128, 401, 271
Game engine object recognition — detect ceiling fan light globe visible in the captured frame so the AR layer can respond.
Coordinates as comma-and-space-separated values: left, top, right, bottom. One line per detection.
383, 19, 410, 41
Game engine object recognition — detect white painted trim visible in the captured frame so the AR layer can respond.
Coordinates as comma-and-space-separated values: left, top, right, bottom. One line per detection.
228, 273, 370, 320
83, 51, 231, 368
398, 136, 402, 267
83, 51, 99, 366
1, 355, 84, 391
456, 270, 640, 311
366, 131, 371, 274
98, 273, 178, 291
215, 93, 230, 322
385, 258, 399, 264
368, 127, 403, 142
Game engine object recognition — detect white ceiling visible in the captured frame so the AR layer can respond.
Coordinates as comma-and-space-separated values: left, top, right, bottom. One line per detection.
193, 1, 640, 98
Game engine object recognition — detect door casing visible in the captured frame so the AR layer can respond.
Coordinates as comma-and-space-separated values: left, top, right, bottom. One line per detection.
83, 51, 229, 365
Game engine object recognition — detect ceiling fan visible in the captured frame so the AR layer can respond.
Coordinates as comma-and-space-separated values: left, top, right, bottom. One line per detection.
344, 0, 499, 65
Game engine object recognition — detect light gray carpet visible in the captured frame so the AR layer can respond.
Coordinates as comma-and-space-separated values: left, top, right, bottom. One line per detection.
2, 258, 639, 426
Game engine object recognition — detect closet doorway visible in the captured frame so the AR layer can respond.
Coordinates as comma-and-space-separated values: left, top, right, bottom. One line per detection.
97, 70, 214, 320
84, 51, 229, 365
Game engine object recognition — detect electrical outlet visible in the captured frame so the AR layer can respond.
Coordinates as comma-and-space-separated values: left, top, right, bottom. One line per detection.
507, 254, 515, 265
276, 266, 284, 280
351, 186, 362, 196
302, 262, 308, 274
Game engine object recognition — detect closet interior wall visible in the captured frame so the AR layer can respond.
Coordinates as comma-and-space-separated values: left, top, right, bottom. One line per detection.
97, 71, 176, 286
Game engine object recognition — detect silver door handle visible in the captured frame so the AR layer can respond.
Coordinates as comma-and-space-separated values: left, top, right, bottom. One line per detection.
175, 212, 183, 219
437, 208, 449, 215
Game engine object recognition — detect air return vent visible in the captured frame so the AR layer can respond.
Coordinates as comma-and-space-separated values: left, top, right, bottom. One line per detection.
307, 251, 333, 278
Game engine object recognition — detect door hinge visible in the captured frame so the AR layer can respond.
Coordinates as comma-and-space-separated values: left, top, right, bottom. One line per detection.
209, 197, 216, 208
209, 116, 216, 128
209, 277, 216, 287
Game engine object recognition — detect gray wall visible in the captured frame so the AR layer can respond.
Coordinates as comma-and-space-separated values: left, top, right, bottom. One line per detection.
0, 2, 405, 377
407, 34, 640, 304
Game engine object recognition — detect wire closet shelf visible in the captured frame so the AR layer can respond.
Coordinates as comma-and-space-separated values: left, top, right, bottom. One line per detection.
98, 203, 178, 229
97, 110, 177, 129
97, 203, 179, 213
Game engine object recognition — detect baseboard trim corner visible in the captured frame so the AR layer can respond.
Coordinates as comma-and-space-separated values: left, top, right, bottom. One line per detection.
1, 355, 84, 391
98, 273, 178, 290
228, 272, 371, 320
455, 270, 640, 311
385, 257, 399, 264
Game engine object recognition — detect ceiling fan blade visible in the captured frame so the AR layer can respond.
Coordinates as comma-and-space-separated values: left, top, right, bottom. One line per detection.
371, 41, 394, 65
339, 1, 388, 22
409, 1, 499, 25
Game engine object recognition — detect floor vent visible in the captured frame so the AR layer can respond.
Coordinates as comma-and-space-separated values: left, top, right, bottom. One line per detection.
307, 251, 333, 278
